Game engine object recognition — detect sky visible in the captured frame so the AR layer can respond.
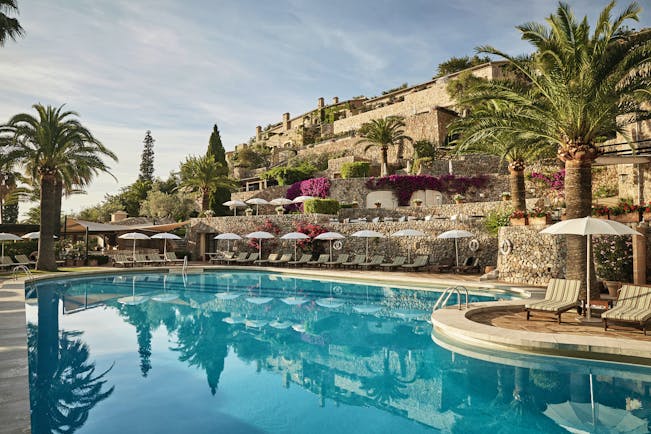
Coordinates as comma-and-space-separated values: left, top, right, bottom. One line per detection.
1, 0, 650, 217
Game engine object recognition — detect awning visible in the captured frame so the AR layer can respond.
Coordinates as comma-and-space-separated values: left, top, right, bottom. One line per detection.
62, 218, 189, 235
594, 155, 651, 166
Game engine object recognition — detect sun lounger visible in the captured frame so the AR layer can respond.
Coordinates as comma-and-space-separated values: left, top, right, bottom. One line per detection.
602, 284, 651, 335
307, 254, 330, 267
237, 253, 259, 264
14, 254, 35, 268
113, 254, 132, 267
359, 255, 384, 269
165, 252, 185, 265
209, 251, 235, 264
288, 253, 312, 266
325, 254, 349, 267
341, 254, 366, 268
380, 256, 406, 271
147, 254, 167, 266
400, 255, 429, 271
224, 252, 247, 264
430, 261, 453, 273
268, 253, 292, 266
0, 256, 19, 269
254, 253, 279, 265
454, 257, 480, 274
524, 278, 581, 324
133, 254, 152, 266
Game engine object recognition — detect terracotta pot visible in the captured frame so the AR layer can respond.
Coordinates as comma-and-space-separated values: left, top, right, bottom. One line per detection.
529, 215, 552, 225
643, 211, 651, 222
603, 280, 622, 298
612, 212, 639, 223
510, 217, 528, 226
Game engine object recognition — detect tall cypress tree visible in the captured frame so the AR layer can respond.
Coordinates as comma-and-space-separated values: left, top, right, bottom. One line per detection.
139, 130, 155, 183
206, 124, 231, 215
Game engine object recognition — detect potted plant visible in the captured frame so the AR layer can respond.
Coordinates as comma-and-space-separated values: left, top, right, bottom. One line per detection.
642, 202, 651, 222
275, 206, 285, 215
509, 209, 528, 226
594, 235, 633, 297
528, 208, 552, 225
453, 194, 465, 204
609, 200, 639, 223
412, 198, 423, 207
374, 201, 382, 209
245, 207, 254, 216
501, 192, 511, 202
591, 205, 610, 220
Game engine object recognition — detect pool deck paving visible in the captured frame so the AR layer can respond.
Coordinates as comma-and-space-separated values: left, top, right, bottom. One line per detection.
1, 264, 649, 432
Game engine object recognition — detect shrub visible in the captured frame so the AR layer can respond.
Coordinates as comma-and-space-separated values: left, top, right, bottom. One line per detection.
340, 162, 370, 179
285, 177, 332, 211
303, 198, 340, 214
483, 209, 512, 236
262, 163, 316, 186
594, 235, 633, 282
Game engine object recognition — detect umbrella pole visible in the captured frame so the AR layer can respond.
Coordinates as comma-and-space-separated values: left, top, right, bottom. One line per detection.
163, 239, 167, 257
366, 239, 369, 262
233, 207, 236, 216
408, 244, 411, 263
259, 239, 262, 258
133, 239, 136, 258
586, 235, 592, 320
1, 241, 4, 259
329, 240, 333, 262
454, 239, 459, 267
294, 240, 298, 262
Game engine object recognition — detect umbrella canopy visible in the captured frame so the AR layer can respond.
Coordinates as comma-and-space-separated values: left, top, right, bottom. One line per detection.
315, 231, 346, 261
118, 232, 151, 258
437, 230, 474, 267
351, 230, 385, 261
391, 229, 427, 262
223, 200, 247, 216
151, 232, 181, 256
21, 231, 57, 240
246, 197, 269, 215
269, 198, 293, 206
0, 232, 22, 259
544, 401, 649, 434
281, 232, 310, 261
540, 217, 642, 320
214, 232, 243, 252
292, 195, 314, 203
245, 231, 275, 258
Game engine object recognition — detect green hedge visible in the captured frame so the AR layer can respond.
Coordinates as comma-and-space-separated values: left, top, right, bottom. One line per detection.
340, 162, 370, 179
303, 198, 340, 215
262, 163, 316, 186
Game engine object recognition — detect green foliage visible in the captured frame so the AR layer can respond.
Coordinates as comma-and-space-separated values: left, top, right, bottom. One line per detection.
139, 188, 197, 221
139, 130, 155, 183
206, 124, 229, 215
322, 103, 350, 124
5, 240, 37, 257
119, 179, 152, 217
483, 208, 512, 236
0, 0, 24, 47
412, 140, 438, 160
179, 154, 233, 212
207, 124, 226, 164
445, 71, 487, 110
594, 235, 633, 282
382, 83, 408, 95
262, 163, 316, 186
2, 202, 17, 223
230, 145, 271, 168
21, 205, 39, 224
411, 157, 432, 174
303, 198, 340, 215
434, 55, 491, 78
340, 162, 370, 178
594, 184, 618, 199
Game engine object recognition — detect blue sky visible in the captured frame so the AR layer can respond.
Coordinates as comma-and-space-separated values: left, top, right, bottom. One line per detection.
1, 0, 650, 216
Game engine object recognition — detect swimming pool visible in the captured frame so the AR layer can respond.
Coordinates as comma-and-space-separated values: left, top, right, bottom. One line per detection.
25, 271, 651, 433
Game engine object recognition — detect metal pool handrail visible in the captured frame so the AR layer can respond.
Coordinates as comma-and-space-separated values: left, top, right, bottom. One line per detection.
12, 265, 32, 282
432, 285, 469, 311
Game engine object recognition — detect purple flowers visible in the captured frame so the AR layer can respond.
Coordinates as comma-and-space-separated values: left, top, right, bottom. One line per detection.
365, 174, 489, 206
285, 177, 331, 211
531, 169, 565, 197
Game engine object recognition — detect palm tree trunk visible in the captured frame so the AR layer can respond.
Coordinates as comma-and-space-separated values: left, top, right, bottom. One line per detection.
564, 159, 596, 301
37, 174, 58, 271
508, 160, 526, 211
201, 189, 210, 213
381, 146, 389, 176
52, 177, 62, 237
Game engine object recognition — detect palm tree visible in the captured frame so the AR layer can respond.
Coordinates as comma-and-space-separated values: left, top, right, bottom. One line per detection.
357, 116, 411, 176
179, 154, 235, 213
454, 2, 651, 299
0, 0, 23, 46
1, 104, 117, 270
0, 147, 26, 222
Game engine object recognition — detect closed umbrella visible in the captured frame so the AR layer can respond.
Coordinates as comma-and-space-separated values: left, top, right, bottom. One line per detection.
540, 217, 642, 320
151, 232, 181, 257
391, 229, 427, 262
245, 231, 275, 258
314, 231, 346, 261
280, 232, 310, 261
0, 233, 22, 260
351, 230, 385, 261
269, 198, 293, 206
437, 229, 473, 267
246, 197, 269, 215
214, 232, 242, 252
223, 200, 247, 216
118, 232, 151, 258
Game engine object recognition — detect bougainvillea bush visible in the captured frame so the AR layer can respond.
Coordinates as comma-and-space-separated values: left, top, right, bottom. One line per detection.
285, 177, 331, 211
530, 169, 565, 199
247, 219, 281, 253
593, 235, 633, 282
365, 174, 489, 206
294, 221, 328, 253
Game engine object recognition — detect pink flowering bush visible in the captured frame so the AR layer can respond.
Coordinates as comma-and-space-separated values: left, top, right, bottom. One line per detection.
285, 177, 331, 211
365, 174, 489, 206
593, 235, 633, 282
530, 169, 565, 199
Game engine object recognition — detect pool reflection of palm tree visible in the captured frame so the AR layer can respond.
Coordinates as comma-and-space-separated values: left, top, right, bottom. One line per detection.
29, 285, 114, 433
360, 348, 415, 405
119, 303, 152, 377
173, 311, 230, 395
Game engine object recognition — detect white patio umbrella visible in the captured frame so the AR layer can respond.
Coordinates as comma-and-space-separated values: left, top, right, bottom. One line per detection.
245, 231, 275, 258
352, 286, 383, 314
117, 276, 148, 305
151, 232, 181, 257
214, 232, 242, 252
22, 231, 57, 240
222, 200, 247, 216
118, 232, 151, 258
315, 231, 346, 261
280, 232, 309, 261
391, 229, 427, 262
351, 230, 385, 261
0, 233, 22, 259
246, 197, 269, 215
292, 195, 314, 203
269, 198, 293, 206
437, 229, 474, 267
540, 217, 642, 320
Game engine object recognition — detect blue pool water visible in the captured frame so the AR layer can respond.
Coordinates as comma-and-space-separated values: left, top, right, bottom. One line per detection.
26, 271, 651, 433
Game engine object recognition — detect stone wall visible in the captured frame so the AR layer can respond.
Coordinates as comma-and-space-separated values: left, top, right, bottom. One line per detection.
232, 185, 289, 203
189, 214, 498, 270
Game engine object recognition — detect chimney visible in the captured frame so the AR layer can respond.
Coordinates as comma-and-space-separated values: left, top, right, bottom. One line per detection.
255, 125, 262, 141
317, 97, 324, 109
111, 210, 127, 222
283, 112, 291, 131
332, 96, 339, 104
